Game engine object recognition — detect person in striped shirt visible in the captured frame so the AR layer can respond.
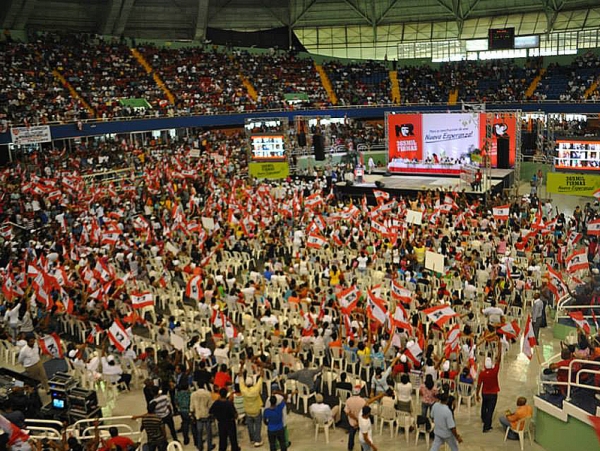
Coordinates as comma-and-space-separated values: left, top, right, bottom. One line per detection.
149, 387, 178, 442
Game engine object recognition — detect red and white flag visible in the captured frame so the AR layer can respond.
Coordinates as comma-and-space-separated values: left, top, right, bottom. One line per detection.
424, 305, 458, 327
391, 303, 412, 332
521, 315, 536, 360
587, 218, 600, 235
492, 205, 510, 221
366, 289, 388, 326
444, 324, 461, 358
569, 311, 591, 334
566, 248, 589, 273
498, 320, 521, 340
130, 292, 154, 309
405, 340, 423, 365
337, 285, 361, 311
373, 190, 390, 204
185, 275, 203, 300
589, 415, 600, 446
390, 280, 412, 304
567, 230, 582, 247
594, 188, 600, 200
546, 264, 567, 301
39, 333, 64, 358
107, 319, 131, 352
87, 324, 103, 344
306, 234, 328, 249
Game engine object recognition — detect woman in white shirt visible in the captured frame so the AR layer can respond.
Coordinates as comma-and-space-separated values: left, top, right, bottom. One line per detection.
394, 373, 413, 413
4, 302, 21, 340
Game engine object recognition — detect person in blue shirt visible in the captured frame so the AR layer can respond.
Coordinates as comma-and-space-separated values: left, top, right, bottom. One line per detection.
263, 395, 287, 451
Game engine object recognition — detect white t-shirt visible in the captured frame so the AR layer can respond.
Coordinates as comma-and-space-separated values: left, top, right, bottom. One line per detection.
358, 415, 372, 444
357, 256, 368, 270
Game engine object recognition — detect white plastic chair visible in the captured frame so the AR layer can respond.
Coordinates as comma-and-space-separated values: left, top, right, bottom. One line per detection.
456, 382, 476, 413
504, 417, 533, 451
378, 404, 397, 437
166, 441, 183, 451
296, 381, 316, 414
313, 416, 335, 443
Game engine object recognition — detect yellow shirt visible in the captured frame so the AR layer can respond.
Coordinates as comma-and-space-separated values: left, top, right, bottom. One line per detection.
414, 246, 425, 263
357, 347, 371, 364
239, 377, 264, 416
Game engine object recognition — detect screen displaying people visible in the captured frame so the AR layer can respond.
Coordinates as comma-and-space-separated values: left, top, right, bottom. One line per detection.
251, 135, 286, 160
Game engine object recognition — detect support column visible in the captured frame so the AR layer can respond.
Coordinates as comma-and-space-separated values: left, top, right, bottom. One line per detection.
112, 0, 136, 37
193, 0, 210, 42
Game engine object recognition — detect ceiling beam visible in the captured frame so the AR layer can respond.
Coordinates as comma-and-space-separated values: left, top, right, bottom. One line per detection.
112, 0, 136, 37
193, 0, 210, 41
100, 0, 123, 36
376, 0, 400, 25
11, 0, 37, 30
208, 0, 233, 22
290, 0, 318, 27
342, 0, 373, 25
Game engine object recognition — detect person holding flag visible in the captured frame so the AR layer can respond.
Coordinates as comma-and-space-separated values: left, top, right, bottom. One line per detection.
476, 338, 502, 433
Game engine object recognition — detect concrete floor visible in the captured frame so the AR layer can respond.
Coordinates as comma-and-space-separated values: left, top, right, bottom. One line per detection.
94, 323, 560, 451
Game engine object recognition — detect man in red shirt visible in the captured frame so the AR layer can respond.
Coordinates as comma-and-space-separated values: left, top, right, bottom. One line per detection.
101, 427, 135, 451
477, 340, 501, 433
214, 364, 232, 389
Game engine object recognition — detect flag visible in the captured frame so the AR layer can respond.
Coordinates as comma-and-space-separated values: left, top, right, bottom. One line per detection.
337, 285, 361, 311
546, 264, 567, 301
390, 280, 412, 304
594, 188, 600, 200
498, 320, 521, 340
107, 319, 131, 352
567, 230, 582, 247
39, 333, 64, 358
522, 315, 536, 360
391, 303, 412, 332
87, 324, 103, 344
424, 305, 458, 327
370, 219, 388, 236
566, 248, 589, 273
306, 234, 328, 249
130, 292, 154, 309
223, 315, 238, 339
569, 311, 591, 334
373, 190, 389, 204
587, 218, 600, 235
185, 275, 203, 301
300, 310, 316, 336
366, 289, 388, 326
405, 340, 423, 365
492, 205, 510, 221
444, 324, 461, 358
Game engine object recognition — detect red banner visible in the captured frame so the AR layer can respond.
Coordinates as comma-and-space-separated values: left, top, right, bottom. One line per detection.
388, 114, 423, 161
479, 113, 517, 167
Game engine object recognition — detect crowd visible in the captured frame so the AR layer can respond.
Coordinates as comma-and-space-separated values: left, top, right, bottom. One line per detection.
3, 33, 600, 126
0, 125, 599, 451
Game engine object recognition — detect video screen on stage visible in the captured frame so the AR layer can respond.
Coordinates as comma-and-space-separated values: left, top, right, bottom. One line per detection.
387, 112, 517, 172
555, 140, 600, 170
250, 135, 286, 161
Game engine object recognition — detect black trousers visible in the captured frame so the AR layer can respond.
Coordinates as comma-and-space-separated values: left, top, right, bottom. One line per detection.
481, 393, 498, 431
217, 420, 240, 451
268, 428, 287, 451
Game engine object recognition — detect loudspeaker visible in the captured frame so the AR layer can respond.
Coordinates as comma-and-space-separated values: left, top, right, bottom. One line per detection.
313, 134, 325, 161
497, 137, 510, 169
375, 181, 385, 188
297, 132, 306, 147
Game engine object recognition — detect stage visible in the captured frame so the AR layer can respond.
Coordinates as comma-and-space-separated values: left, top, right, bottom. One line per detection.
334, 168, 514, 201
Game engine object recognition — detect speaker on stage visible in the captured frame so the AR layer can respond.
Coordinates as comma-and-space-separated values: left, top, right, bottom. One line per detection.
297, 132, 306, 147
375, 181, 385, 188
497, 138, 510, 169
313, 134, 325, 161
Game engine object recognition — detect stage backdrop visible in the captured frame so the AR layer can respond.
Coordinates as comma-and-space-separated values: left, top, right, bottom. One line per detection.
387, 112, 516, 168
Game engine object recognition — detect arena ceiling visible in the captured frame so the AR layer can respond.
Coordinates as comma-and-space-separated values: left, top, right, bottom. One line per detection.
2, 0, 600, 54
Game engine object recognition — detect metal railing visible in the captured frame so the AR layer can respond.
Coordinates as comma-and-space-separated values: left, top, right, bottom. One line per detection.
8, 99, 600, 128
538, 358, 600, 405
68, 415, 141, 441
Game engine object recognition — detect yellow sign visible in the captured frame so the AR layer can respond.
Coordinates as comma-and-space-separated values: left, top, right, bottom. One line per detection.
249, 162, 289, 179
546, 172, 600, 196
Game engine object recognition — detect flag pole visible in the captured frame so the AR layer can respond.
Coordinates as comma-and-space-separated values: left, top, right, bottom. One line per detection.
535, 344, 543, 365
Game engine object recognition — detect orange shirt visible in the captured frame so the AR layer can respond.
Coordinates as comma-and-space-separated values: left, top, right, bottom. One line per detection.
329, 338, 342, 348
507, 405, 533, 430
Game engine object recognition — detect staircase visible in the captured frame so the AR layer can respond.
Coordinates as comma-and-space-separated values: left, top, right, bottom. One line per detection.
52, 70, 96, 118
448, 89, 459, 105
525, 68, 547, 99
130, 48, 175, 105
239, 74, 258, 102
389, 70, 400, 104
584, 79, 599, 99
314, 62, 338, 105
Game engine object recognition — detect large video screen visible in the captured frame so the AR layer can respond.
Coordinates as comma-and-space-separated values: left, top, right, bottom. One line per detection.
251, 135, 286, 161
555, 140, 600, 170
387, 112, 517, 167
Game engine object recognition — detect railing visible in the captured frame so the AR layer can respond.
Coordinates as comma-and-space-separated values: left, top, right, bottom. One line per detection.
67, 415, 141, 441
538, 358, 600, 406
24, 419, 65, 440
556, 293, 600, 322
8, 99, 600, 128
